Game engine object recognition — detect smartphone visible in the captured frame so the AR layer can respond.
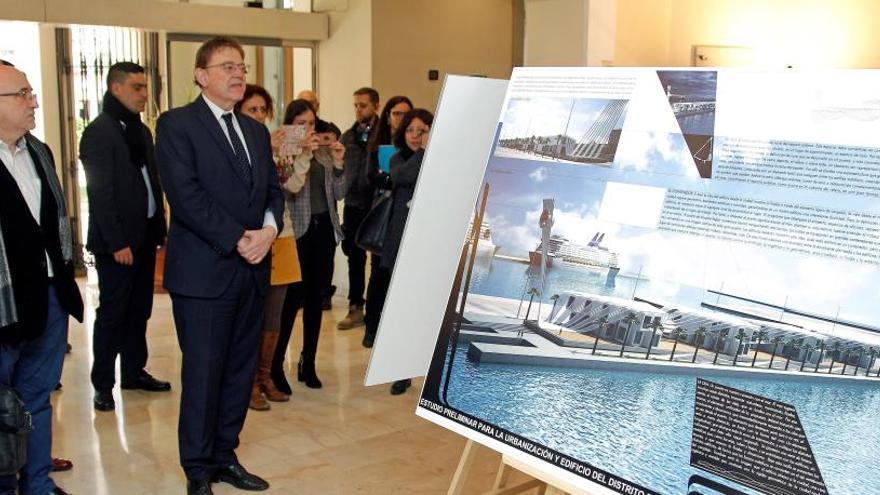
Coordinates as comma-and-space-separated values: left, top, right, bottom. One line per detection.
316, 132, 337, 146
280, 124, 306, 156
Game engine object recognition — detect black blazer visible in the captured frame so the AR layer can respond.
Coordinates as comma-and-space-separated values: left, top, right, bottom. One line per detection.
155, 95, 284, 298
0, 140, 84, 343
381, 148, 425, 271
79, 112, 166, 255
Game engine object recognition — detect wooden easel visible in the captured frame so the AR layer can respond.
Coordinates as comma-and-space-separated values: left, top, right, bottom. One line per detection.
447, 440, 593, 495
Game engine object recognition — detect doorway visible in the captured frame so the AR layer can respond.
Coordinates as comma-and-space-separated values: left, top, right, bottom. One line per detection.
56, 25, 159, 270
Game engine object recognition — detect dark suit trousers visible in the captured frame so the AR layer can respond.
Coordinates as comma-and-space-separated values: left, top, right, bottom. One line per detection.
91, 244, 156, 392
341, 204, 369, 306
172, 265, 264, 481
0, 285, 69, 495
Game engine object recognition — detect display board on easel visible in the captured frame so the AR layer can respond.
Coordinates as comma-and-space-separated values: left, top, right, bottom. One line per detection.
412, 66, 880, 494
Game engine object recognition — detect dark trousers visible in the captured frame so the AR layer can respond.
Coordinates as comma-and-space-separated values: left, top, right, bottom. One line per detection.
91, 245, 156, 391
0, 285, 68, 495
341, 204, 369, 306
277, 213, 335, 363
364, 265, 392, 339
171, 266, 265, 481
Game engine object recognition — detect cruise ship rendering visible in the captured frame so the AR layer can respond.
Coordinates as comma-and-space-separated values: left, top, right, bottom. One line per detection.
528, 233, 620, 275
466, 216, 500, 255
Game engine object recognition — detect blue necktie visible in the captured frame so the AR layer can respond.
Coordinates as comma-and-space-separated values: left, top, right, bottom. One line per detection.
221, 113, 252, 184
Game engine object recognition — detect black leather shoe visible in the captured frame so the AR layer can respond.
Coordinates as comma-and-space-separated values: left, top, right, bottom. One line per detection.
214, 464, 269, 491
390, 379, 412, 395
186, 478, 213, 495
51, 486, 72, 495
362, 332, 375, 348
93, 391, 115, 411
121, 372, 171, 392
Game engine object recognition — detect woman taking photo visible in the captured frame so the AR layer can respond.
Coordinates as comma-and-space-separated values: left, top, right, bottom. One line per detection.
272, 99, 346, 391
362, 96, 413, 348
235, 85, 301, 410
369, 108, 434, 395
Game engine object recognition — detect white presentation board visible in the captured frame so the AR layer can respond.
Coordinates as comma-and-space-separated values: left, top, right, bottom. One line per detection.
364, 75, 508, 386
416, 66, 880, 495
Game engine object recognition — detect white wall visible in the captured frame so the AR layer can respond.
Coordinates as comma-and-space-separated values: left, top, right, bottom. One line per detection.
524, 0, 587, 66
370, 0, 514, 111
316, 0, 372, 130
523, 0, 617, 67
615, 0, 880, 68
585, 0, 617, 66
292, 46, 314, 98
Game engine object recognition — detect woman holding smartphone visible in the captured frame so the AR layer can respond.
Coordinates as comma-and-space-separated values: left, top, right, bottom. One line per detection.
373, 108, 434, 395
235, 85, 302, 410
271, 99, 346, 390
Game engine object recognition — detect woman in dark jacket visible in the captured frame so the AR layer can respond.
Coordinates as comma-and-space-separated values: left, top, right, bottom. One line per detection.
367, 108, 434, 395
361, 96, 413, 348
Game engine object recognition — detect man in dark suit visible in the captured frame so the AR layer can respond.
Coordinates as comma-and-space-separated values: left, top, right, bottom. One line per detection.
155, 37, 283, 495
80, 62, 170, 413
0, 60, 83, 495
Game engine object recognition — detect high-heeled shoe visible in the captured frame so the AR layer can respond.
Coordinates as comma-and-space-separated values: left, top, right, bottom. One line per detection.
297, 352, 323, 389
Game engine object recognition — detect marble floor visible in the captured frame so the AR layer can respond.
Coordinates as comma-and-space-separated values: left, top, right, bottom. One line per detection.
50, 273, 521, 494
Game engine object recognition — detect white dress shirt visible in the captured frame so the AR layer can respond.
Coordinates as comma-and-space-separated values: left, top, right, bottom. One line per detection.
202, 94, 277, 234
119, 120, 158, 219
0, 137, 54, 276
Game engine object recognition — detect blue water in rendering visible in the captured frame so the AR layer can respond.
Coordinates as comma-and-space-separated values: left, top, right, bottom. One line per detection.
444, 345, 880, 494
469, 257, 706, 309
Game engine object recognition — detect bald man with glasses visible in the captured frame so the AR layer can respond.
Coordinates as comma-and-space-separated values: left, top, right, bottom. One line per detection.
0, 60, 83, 495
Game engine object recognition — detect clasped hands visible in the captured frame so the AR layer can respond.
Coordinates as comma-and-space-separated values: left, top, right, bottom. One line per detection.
237, 226, 276, 265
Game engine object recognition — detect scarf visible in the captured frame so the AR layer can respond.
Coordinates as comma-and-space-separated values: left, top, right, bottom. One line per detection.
0, 133, 74, 328
102, 91, 147, 169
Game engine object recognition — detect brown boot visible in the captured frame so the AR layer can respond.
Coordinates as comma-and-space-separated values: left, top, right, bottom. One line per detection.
259, 333, 290, 402
249, 381, 270, 411
337, 304, 365, 330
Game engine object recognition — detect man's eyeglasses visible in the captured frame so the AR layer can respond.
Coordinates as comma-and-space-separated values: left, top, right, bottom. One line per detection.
204, 62, 250, 75
0, 88, 37, 101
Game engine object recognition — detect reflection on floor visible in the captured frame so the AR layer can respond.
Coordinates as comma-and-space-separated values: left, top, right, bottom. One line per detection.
52, 275, 509, 494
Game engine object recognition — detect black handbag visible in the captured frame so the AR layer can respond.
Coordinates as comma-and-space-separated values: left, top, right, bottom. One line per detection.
0, 384, 30, 475
355, 190, 393, 256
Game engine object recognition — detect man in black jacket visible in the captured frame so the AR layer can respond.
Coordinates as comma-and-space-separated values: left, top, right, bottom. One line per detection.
0, 60, 83, 495
80, 62, 170, 413
338, 87, 380, 329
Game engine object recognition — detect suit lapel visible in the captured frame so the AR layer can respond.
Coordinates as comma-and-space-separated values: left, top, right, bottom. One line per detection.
194, 97, 251, 187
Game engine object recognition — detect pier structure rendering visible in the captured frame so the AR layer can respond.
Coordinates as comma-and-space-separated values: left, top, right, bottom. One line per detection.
457, 291, 880, 381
